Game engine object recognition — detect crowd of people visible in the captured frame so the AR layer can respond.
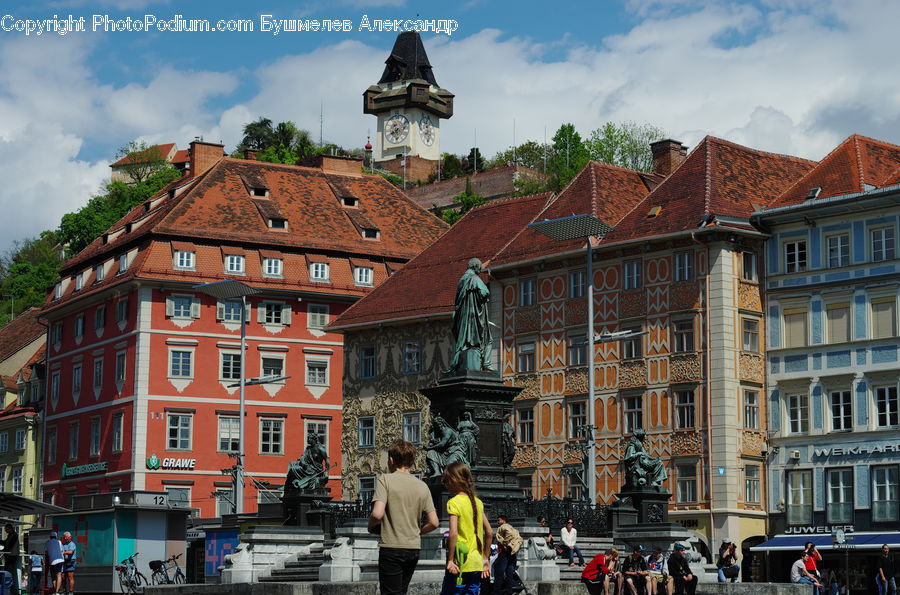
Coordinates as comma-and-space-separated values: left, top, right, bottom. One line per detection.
0, 524, 76, 594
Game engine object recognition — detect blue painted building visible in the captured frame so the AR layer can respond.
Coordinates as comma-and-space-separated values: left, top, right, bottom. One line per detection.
751, 134, 900, 590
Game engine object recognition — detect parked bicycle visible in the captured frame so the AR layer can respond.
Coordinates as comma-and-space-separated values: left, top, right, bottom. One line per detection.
115, 552, 148, 594
149, 553, 186, 585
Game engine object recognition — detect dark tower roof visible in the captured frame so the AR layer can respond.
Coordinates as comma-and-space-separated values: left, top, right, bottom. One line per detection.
378, 31, 438, 86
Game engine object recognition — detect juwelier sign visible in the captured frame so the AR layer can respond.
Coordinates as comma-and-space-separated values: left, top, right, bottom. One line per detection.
146, 453, 196, 470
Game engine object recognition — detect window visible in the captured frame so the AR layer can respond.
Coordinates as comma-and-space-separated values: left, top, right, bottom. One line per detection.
876, 386, 899, 428
174, 250, 195, 270
225, 254, 245, 274
785, 240, 807, 273
260, 418, 284, 454
830, 390, 852, 431
262, 302, 285, 325
167, 414, 191, 450
741, 251, 758, 282
623, 259, 642, 290
362, 228, 378, 239
75, 272, 84, 291
116, 298, 128, 324
517, 409, 534, 443
676, 463, 697, 502
788, 394, 809, 434
306, 360, 328, 385
744, 465, 761, 504
112, 413, 123, 453
90, 417, 101, 456
54, 283, 62, 300
673, 320, 694, 353
11, 468, 22, 494
826, 304, 851, 343
359, 476, 376, 502
95, 264, 105, 282
52, 323, 63, 344
872, 466, 899, 522
74, 315, 84, 339
517, 343, 535, 373
827, 234, 850, 268
0, 433, 7, 453
218, 299, 245, 323
94, 306, 106, 330
359, 345, 376, 379
872, 299, 897, 339
827, 468, 853, 524
69, 422, 79, 459
519, 278, 535, 306
216, 489, 234, 516
115, 352, 126, 383
787, 470, 813, 525
222, 353, 242, 381
93, 358, 103, 390
624, 396, 643, 433
47, 427, 57, 465
742, 318, 760, 352
783, 309, 808, 348
674, 251, 693, 281
872, 227, 896, 262
50, 372, 60, 403
568, 402, 587, 438
263, 257, 282, 277
744, 389, 759, 429
354, 266, 374, 286
675, 390, 695, 429
14, 428, 26, 451
621, 328, 642, 359
305, 421, 328, 451
260, 356, 283, 378
219, 417, 240, 452
308, 304, 329, 329
358, 417, 375, 448
569, 270, 585, 299
310, 262, 329, 282
170, 350, 192, 377
170, 295, 193, 318
118, 253, 128, 272
402, 412, 421, 444
403, 341, 421, 374
166, 487, 191, 508
568, 335, 586, 366
72, 364, 82, 394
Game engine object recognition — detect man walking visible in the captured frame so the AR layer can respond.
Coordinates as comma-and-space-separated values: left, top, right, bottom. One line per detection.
494, 514, 523, 595
368, 440, 439, 595
877, 544, 897, 595
667, 544, 697, 595
44, 531, 63, 595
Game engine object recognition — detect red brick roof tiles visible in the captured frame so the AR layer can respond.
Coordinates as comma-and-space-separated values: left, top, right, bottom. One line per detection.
0, 308, 45, 364
110, 143, 177, 167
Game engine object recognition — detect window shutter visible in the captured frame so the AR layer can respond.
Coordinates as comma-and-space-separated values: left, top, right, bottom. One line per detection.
245, 302, 251, 322
282, 303, 292, 325
872, 300, 897, 339
826, 305, 849, 343
216, 301, 225, 321
165, 297, 174, 317
784, 310, 807, 348
191, 297, 201, 319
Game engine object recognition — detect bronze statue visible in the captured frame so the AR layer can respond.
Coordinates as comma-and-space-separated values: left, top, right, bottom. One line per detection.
501, 414, 516, 467
623, 428, 667, 489
285, 434, 330, 495
424, 415, 466, 477
456, 412, 479, 465
448, 258, 493, 372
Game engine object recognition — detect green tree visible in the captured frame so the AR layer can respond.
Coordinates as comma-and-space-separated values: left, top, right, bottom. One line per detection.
238, 117, 275, 152
465, 147, 485, 174
114, 141, 171, 184
439, 179, 486, 224
0, 231, 63, 321
586, 121, 666, 172
511, 175, 551, 197
488, 140, 550, 171
550, 123, 590, 190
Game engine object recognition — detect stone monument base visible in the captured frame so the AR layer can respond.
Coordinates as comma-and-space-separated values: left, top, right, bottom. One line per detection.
221, 525, 325, 584
282, 488, 332, 527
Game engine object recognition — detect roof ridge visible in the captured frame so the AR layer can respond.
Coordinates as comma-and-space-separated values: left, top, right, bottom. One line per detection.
469, 191, 553, 212
704, 138, 714, 216
483, 193, 557, 268
589, 161, 599, 220
703, 135, 816, 166
852, 135, 865, 192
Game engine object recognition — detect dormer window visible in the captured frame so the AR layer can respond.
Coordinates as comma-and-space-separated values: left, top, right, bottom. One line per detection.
269, 218, 287, 230
95, 264, 105, 282
252, 187, 268, 197
342, 197, 359, 207
225, 255, 245, 274
263, 258, 283, 277
174, 250, 195, 270
54, 283, 62, 300
354, 266, 374, 287
362, 228, 379, 239
118, 254, 128, 273
74, 273, 83, 292
310, 262, 329, 282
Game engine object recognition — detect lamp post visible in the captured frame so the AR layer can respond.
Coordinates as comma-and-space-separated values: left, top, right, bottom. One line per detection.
194, 280, 261, 514
529, 214, 613, 504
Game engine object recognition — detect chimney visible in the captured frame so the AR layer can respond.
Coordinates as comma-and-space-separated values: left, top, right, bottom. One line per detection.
650, 139, 688, 177
189, 140, 225, 178
245, 150, 258, 161
303, 154, 363, 177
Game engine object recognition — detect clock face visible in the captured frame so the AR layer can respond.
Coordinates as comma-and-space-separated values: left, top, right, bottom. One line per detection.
385, 114, 410, 144
418, 116, 435, 146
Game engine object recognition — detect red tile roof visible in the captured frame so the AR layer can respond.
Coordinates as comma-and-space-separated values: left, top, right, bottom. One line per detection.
171, 149, 189, 165
772, 134, 900, 207
404, 165, 547, 210
0, 308, 45, 364
601, 137, 815, 244
329, 192, 553, 329
110, 143, 177, 167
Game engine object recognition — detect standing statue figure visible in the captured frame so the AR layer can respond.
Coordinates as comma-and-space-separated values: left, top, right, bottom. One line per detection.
501, 414, 516, 467
623, 428, 667, 489
448, 258, 493, 373
285, 433, 330, 496
424, 415, 466, 477
456, 412, 480, 466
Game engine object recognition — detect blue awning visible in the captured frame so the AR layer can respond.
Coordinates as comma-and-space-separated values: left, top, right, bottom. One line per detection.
751, 533, 900, 551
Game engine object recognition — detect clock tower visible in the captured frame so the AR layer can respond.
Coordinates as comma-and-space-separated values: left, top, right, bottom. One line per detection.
363, 31, 454, 182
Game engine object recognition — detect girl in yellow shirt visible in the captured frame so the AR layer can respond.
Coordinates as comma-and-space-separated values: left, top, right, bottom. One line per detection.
441, 462, 493, 595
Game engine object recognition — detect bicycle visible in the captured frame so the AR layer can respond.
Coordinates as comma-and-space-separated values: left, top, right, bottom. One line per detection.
149, 553, 186, 585
115, 552, 148, 594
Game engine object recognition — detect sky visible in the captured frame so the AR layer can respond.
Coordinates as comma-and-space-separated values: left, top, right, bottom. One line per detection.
2, 0, 900, 256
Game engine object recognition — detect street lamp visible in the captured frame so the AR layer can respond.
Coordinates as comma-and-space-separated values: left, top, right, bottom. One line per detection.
193, 280, 261, 514
529, 214, 614, 504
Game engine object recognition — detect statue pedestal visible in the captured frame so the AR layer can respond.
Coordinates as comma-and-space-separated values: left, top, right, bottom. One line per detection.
282, 488, 332, 527
421, 369, 522, 508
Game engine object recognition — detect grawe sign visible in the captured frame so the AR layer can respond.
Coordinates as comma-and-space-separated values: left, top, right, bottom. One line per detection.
146, 453, 197, 470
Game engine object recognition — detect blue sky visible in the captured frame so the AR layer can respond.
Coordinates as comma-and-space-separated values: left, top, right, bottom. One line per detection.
1, 0, 899, 254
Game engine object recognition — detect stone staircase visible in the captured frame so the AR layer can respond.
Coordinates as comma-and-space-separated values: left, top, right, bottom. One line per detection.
259, 540, 334, 583
551, 536, 614, 581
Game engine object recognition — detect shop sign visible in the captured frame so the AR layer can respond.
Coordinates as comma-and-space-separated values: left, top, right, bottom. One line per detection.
784, 524, 854, 535
60, 461, 108, 479
146, 453, 196, 470
813, 442, 900, 458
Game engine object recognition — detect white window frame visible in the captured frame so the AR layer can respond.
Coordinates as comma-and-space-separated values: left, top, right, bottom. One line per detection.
827, 233, 850, 268
74, 273, 84, 293
741, 251, 758, 282
826, 467, 853, 524
830, 390, 852, 431
261, 354, 285, 379
174, 250, 195, 270
221, 351, 242, 381
402, 412, 421, 444
308, 304, 329, 329
359, 476, 376, 502
74, 314, 85, 338
784, 240, 808, 273
218, 416, 240, 453
624, 395, 643, 433
354, 266, 374, 287
872, 465, 899, 522
517, 409, 534, 443
623, 259, 642, 290
673, 319, 694, 353
169, 349, 193, 378
259, 418, 284, 455
116, 298, 129, 324
744, 464, 761, 504
621, 327, 642, 359
166, 486, 192, 508
0, 433, 7, 454
742, 318, 760, 352
675, 389, 695, 429
568, 335, 586, 366
168, 294, 197, 319
743, 389, 759, 430
11, 467, 22, 495
519, 278, 536, 307
225, 254, 245, 274
95, 264, 105, 282
51, 371, 60, 403
167, 414, 192, 451
403, 340, 421, 375
47, 426, 57, 465
788, 393, 809, 434
118, 253, 129, 273
675, 462, 697, 503
263, 257, 283, 277
787, 469, 813, 525
875, 386, 899, 428
310, 262, 330, 282
305, 359, 328, 386
357, 416, 375, 448
14, 428, 26, 452
674, 251, 693, 281
568, 401, 587, 439
871, 226, 896, 262
517, 342, 535, 373
305, 420, 329, 452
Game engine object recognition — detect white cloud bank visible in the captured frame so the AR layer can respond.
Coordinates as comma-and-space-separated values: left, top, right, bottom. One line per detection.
2, 0, 900, 255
